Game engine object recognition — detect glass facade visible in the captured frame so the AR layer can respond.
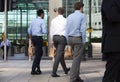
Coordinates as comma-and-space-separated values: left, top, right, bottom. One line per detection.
83, 0, 102, 38
0, 0, 102, 42
62, 0, 80, 17
0, 0, 48, 41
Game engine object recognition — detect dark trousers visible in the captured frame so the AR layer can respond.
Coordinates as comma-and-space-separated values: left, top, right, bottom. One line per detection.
52, 35, 68, 74
1, 46, 9, 59
102, 53, 120, 82
31, 36, 43, 72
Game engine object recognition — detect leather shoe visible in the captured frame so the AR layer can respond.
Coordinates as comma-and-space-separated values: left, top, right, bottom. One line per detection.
31, 71, 41, 75
71, 77, 84, 82
76, 77, 84, 82
65, 67, 70, 74
71, 79, 83, 82
51, 74, 60, 77
37, 70, 42, 74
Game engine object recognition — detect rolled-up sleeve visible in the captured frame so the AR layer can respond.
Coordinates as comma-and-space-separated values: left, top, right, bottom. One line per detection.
80, 15, 87, 43
28, 23, 32, 34
41, 21, 47, 34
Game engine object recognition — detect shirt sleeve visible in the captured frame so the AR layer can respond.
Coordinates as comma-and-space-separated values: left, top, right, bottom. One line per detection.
66, 17, 70, 38
41, 21, 47, 34
50, 20, 54, 43
0, 41, 4, 47
80, 15, 87, 44
28, 23, 32, 34
8, 40, 11, 47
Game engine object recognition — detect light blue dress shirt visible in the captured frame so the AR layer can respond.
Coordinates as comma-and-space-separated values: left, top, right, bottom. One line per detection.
0, 39, 11, 47
28, 17, 47, 36
66, 10, 87, 43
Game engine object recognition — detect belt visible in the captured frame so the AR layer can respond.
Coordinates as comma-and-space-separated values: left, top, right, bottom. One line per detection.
32, 36, 42, 37
54, 35, 65, 37
69, 36, 82, 38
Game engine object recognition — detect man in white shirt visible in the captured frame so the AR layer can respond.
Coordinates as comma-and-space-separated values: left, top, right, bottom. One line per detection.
50, 7, 70, 77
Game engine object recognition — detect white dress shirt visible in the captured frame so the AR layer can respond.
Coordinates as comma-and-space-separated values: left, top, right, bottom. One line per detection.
50, 15, 67, 42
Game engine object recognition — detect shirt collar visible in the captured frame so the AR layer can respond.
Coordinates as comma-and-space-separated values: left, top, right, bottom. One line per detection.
57, 15, 63, 17
75, 10, 81, 13
38, 16, 42, 19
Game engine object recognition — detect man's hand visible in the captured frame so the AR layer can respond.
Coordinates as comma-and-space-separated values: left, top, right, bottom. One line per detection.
29, 34, 32, 41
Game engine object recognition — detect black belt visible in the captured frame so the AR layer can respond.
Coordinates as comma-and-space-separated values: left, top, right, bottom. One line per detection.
32, 36, 42, 37
54, 35, 65, 37
69, 36, 82, 38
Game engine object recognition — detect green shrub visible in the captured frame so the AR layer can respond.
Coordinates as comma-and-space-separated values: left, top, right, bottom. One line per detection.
91, 37, 102, 42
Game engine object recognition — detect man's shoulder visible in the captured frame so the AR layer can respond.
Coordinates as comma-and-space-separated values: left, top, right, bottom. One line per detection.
51, 17, 57, 23
68, 13, 74, 16
33, 17, 45, 23
81, 13, 86, 17
51, 16, 60, 22
67, 13, 74, 19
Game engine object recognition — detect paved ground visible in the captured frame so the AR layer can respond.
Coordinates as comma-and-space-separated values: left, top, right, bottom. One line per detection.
0, 59, 106, 82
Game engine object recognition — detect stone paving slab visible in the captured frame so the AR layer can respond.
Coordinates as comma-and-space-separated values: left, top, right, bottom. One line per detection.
0, 60, 106, 82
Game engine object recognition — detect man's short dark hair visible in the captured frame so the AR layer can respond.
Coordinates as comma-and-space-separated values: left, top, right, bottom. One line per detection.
74, 2, 84, 10
37, 9, 44, 16
58, 7, 64, 15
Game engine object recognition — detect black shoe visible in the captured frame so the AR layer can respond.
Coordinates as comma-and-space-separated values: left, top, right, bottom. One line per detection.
76, 77, 84, 82
51, 73, 60, 77
71, 77, 84, 82
31, 71, 41, 75
71, 79, 84, 82
37, 70, 42, 74
79, 79, 84, 82
65, 67, 70, 74
71, 80, 83, 82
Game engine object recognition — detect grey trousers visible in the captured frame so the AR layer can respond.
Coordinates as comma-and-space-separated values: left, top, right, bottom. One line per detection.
52, 35, 68, 74
68, 36, 84, 82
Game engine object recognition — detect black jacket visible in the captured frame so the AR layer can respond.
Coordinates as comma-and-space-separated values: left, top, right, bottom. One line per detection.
101, 0, 120, 53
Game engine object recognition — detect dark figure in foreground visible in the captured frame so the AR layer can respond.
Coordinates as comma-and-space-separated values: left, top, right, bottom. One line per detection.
101, 0, 120, 82
0, 38, 11, 60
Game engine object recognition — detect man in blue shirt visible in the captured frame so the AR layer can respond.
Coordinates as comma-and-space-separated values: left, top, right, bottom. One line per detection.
0, 37, 11, 60
28, 9, 47, 75
66, 2, 86, 82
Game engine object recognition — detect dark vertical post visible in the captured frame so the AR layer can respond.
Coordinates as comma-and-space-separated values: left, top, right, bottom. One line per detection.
20, 7, 22, 41
25, 1, 28, 56
88, 0, 93, 58
16, 8, 18, 40
26, 2, 28, 39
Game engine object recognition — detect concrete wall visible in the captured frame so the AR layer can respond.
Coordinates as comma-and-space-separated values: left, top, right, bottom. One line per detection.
49, 0, 62, 23
49, 0, 62, 44
92, 43, 102, 58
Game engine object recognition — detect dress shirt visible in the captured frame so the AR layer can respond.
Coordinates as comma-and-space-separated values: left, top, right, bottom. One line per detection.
50, 15, 67, 41
0, 39, 11, 47
28, 17, 47, 36
66, 10, 87, 43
